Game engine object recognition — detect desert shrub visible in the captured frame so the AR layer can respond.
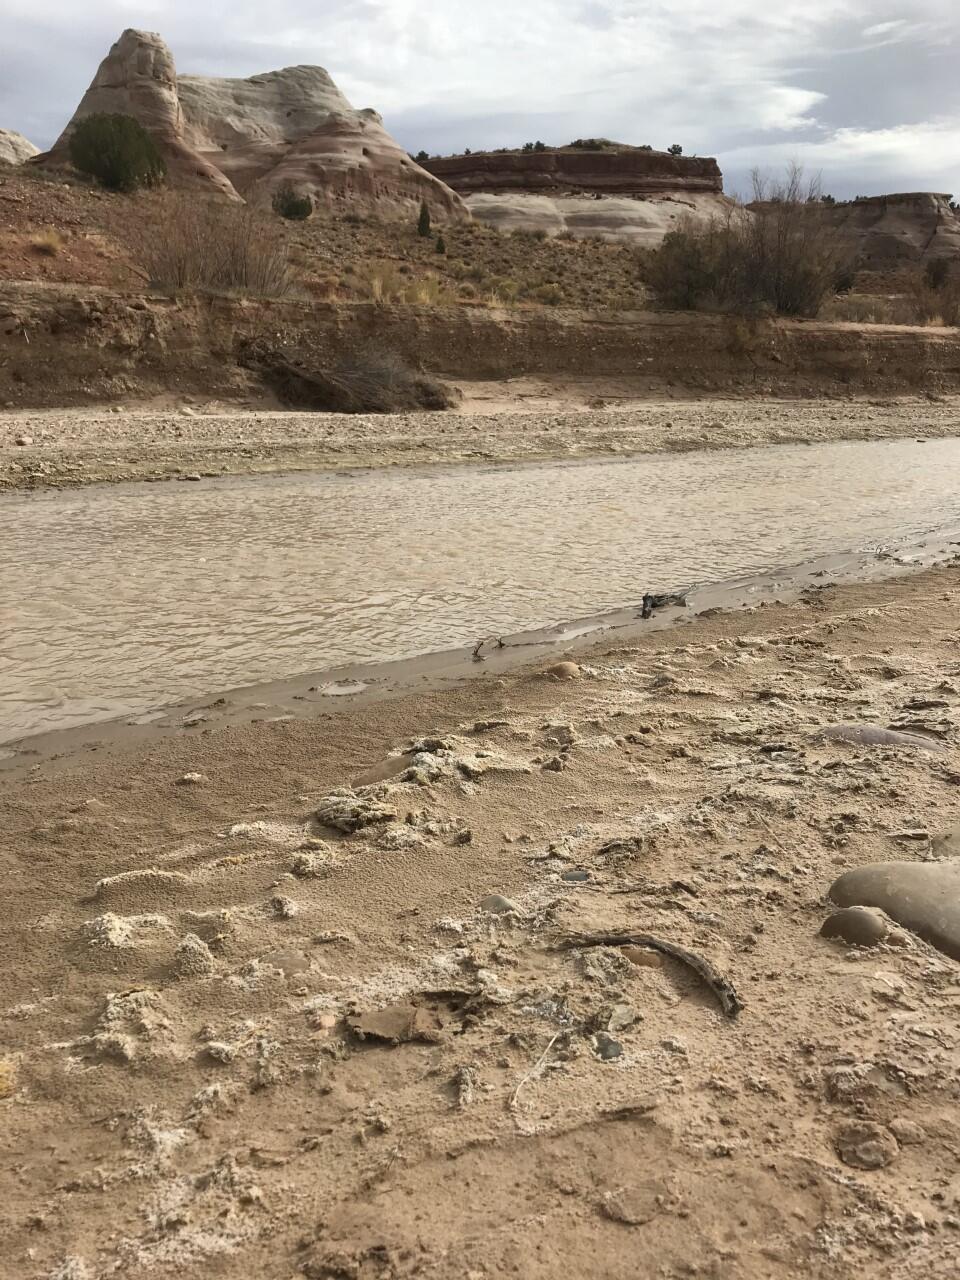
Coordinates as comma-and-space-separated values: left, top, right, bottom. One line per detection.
272, 184, 312, 220
30, 229, 65, 257
435, 234, 446, 254
642, 166, 849, 318
667, 143, 683, 156
529, 282, 564, 305
924, 258, 951, 291
244, 342, 460, 412
68, 113, 166, 192
132, 193, 293, 296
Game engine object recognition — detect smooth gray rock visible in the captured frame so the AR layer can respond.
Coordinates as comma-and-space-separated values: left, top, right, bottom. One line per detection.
820, 906, 890, 948
813, 723, 946, 753
829, 859, 960, 959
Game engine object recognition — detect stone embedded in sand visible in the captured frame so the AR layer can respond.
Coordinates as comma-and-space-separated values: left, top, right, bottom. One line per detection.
829, 859, 960, 959
262, 949, 310, 977
177, 771, 206, 785
479, 894, 516, 915
81, 911, 173, 948
347, 1001, 444, 1045
888, 1117, 926, 1146
621, 945, 663, 969
819, 906, 890, 948
600, 1179, 674, 1226
314, 786, 396, 833
546, 661, 581, 680
931, 825, 960, 858
813, 723, 946, 753
834, 1121, 899, 1170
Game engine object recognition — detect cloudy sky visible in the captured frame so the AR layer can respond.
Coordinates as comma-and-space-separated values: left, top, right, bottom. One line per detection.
2, 0, 958, 199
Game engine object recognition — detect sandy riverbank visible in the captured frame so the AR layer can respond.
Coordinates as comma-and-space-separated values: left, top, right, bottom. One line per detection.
3, 392, 960, 490
3, 568, 960, 1277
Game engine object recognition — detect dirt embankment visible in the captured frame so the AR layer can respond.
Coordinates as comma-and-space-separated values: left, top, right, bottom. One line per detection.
4, 283, 960, 409
4, 395, 960, 491
3, 568, 960, 1278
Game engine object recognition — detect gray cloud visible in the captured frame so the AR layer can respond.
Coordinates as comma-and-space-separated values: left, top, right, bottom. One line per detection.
1, 0, 958, 199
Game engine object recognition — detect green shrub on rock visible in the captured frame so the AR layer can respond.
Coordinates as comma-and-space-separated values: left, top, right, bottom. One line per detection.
68, 113, 166, 192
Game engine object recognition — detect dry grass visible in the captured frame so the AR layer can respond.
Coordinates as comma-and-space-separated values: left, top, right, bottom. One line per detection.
132, 193, 294, 297
29, 229, 65, 257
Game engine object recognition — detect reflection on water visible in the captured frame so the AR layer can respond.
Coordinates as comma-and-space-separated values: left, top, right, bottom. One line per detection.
3, 435, 960, 741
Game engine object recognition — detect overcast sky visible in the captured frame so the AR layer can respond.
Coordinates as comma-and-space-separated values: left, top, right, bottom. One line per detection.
2, 0, 958, 199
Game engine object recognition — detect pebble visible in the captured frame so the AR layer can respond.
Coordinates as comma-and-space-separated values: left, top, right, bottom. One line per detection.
834, 1121, 899, 1169
888, 1117, 926, 1145
13, 434, 33, 446
819, 906, 890, 948
479, 894, 516, 915
561, 870, 591, 882
177, 771, 205, 786
545, 661, 580, 680
621, 945, 663, 969
592, 1032, 624, 1060
829, 858, 960, 959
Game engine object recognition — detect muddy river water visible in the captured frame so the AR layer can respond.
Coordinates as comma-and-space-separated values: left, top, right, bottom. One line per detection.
3, 435, 960, 743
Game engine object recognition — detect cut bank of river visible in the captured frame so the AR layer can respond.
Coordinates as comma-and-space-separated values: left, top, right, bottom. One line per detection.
3, 435, 960, 744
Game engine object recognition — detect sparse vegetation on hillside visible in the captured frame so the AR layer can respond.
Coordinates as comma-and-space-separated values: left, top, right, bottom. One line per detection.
245, 342, 459, 412
417, 200, 431, 238
133, 193, 293, 296
68, 113, 166, 193
271, 184, 312, 221
643, 166, 849, 318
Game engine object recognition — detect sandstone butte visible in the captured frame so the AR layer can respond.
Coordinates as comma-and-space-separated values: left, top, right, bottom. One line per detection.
424, 144, 735, 245
35, 28, 467, 221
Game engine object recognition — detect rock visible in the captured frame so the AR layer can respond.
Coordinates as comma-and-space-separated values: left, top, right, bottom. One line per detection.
13, 434, 33, 446
607, 1003, 638, 1032
546, 661, 581, 680
423, 146, 729, 246
829, 859, 960, 959
819, 906, 890, 948
888, 1117, 926, 1145
592, 1032, 624, 1061
931, 825, 960, 858
834, 1121, 899, 1169
270, 895, 298, 919
813, 723, 946, 753
347, 1001, 444, 1045
177, 771, 205, 785
479, 894, 516, 915
42, 28, 467, 219
600, 1179, 674, 1225
621, 945, 663, 969
561, 870, 591, 882
314, 786, 396, 833
0, 129, 38, 165
262, 949, 310, 977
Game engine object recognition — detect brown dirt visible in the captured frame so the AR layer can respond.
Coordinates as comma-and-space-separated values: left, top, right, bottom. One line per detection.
3, 568, 960, 1278
4, 393, 960, 491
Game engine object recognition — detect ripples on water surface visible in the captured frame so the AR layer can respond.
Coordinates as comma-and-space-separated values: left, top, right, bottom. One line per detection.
3, 435, 960, 740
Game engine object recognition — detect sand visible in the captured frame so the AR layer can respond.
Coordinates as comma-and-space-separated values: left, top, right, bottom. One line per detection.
3, 568, 960, 1278
3, 391, 960, 490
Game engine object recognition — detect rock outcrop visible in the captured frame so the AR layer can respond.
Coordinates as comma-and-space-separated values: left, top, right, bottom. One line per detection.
818, 193, 960, 267
0, 130, 39, 166
423, 145, 729, 243
40, 29, 466, 219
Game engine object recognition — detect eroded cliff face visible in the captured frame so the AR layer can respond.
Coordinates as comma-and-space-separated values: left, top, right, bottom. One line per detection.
424, 146, 729, 243
819, 193, 960, 266
40, 29, 467, 220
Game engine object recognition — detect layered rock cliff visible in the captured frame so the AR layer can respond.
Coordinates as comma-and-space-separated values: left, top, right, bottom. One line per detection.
41, 29, 466, 219
819, 193, 960, 267
0, 130, 39, 166
423, 145, 729, 243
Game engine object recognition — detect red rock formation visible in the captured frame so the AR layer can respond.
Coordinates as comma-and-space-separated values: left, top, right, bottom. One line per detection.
424, 147, 723, 196
38, 29, 466, 220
